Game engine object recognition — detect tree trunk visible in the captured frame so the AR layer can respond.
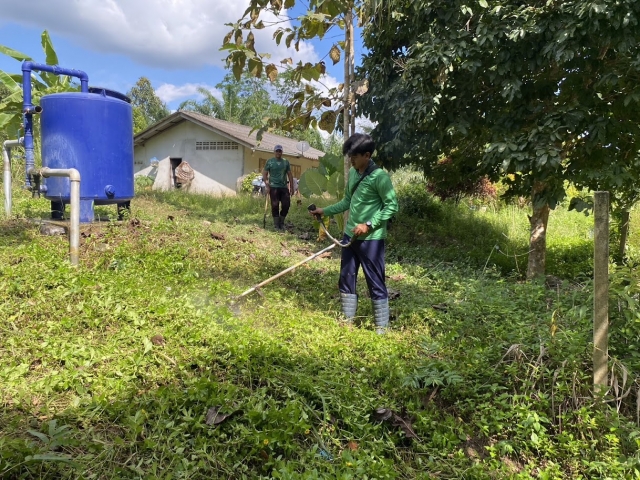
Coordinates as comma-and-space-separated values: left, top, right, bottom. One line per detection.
349, 19, 356, 136
527, 201, 550, 280
617, 209, 630, 263
343, 9, 353, 223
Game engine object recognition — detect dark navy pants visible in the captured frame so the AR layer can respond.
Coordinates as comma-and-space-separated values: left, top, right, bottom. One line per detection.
269, 187, 290, 217
339, 235, 388, 300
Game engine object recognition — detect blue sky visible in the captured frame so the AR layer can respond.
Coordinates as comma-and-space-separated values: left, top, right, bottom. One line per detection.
0, 0, 365, 112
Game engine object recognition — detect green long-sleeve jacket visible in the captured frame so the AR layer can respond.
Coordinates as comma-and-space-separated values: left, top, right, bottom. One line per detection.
323, 164, 399, 240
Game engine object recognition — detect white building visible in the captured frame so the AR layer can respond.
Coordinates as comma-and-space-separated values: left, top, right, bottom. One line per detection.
133, 111, 324, 195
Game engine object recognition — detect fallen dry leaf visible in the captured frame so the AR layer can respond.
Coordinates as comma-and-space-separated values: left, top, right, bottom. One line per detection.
29, 359, 42, 370
205, 406, 237, 426
373, 407, 419, 440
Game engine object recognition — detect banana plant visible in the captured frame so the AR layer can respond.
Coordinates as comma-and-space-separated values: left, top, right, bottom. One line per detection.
0, 30, 79, 137
298, 152, 346, 234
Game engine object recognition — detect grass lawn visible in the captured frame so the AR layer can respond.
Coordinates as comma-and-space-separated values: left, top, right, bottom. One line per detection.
1, 185, 640, 479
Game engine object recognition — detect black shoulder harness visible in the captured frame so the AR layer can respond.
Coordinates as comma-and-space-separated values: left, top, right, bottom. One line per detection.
350, 162, 379, 196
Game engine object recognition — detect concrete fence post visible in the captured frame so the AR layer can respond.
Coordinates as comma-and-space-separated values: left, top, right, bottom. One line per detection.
593, 191, 609, 395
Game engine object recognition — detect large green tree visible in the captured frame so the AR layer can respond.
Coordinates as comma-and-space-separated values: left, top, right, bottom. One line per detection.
179, 72, 324, 150
360, 0, 640, 278
127, 77, 170, 133
217, 72, 276, 128
178, 87, 224, 118
222, 0, 381, 187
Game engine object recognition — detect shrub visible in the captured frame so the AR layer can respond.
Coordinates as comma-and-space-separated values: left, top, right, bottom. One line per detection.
426, 157, 497, 204
241, 171, 262, 193
395, 181, 442, 220
390, 166, 425, 190
134, 175, 154, 192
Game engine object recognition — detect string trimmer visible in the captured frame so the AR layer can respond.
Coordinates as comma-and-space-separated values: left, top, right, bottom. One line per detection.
262, 194, 269, 229
234, 204, 355, 301
306, 204, 356, 248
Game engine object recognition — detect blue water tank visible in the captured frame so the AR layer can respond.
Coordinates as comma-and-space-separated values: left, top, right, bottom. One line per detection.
40, 88, 134, 205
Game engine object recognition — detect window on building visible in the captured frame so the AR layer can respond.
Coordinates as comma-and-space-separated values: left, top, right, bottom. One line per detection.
196, 141, 239, 150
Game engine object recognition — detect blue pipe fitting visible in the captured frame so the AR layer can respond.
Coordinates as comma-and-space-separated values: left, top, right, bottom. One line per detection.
21, 61, 89, 187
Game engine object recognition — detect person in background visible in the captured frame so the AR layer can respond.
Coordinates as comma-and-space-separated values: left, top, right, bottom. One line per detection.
293, 177, 301, 205
293, 177, 300, 196
263, 145, 294, 231
251, 175, 266, 196
308, 133, 398, 334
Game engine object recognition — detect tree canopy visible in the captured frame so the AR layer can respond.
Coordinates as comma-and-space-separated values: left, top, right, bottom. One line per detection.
221, 0, 376, 142
127, 77, 170, 133
360, 0, 640, 277
178, 72, 324, 150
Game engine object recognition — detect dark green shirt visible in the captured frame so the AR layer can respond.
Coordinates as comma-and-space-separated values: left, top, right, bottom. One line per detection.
323, 164, 398, 240
264, 157, 291, 188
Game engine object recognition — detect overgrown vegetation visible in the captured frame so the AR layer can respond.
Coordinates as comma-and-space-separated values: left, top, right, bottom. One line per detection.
1, 182, 640, 479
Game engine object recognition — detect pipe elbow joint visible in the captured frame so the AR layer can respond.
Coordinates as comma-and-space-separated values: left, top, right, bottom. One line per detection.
21, 60, 35, 72
68, 168, 81, 183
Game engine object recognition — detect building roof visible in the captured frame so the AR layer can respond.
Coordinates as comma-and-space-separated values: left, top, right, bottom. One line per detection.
134, 111, 325, 161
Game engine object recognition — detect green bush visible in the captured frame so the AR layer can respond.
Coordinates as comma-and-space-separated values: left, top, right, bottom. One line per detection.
426, 157, 497, 204
395, 181, 442, 220
134, 175, 154, 192
241, 172, 262, 194
546, 240, 593, 279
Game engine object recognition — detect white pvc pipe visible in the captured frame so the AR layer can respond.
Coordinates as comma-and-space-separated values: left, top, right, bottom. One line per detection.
38, 168, 81, 266
2, 138, 23, 216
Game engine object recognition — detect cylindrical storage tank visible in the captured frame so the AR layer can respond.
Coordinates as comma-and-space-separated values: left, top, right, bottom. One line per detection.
40, 88, 134, 206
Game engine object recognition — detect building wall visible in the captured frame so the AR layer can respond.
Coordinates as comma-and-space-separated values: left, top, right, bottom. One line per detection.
134, 122, 243, 191
243, 148, 321, 179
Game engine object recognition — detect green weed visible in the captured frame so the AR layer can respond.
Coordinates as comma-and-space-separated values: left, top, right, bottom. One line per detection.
1, 186, 640, 478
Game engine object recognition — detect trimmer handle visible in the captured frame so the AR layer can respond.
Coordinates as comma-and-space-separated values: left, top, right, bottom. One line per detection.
307, 204, 322, 222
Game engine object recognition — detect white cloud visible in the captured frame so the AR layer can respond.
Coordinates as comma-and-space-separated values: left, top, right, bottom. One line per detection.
310, 74, 341, 98
155, 83, 221, 104
1, 0, 319, 70
307, 74, 375, 137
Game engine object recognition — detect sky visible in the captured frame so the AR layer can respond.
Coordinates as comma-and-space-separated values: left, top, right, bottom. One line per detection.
0, 0, 365, 113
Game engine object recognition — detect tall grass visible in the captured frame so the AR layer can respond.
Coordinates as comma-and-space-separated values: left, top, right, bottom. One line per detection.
389, 167, 638, 278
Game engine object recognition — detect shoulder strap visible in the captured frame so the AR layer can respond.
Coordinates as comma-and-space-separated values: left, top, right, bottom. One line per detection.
350, 162, 379, 196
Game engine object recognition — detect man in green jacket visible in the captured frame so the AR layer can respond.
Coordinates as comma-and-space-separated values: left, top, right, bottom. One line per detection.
309, 133, 398, 334
263, 144, 294, 231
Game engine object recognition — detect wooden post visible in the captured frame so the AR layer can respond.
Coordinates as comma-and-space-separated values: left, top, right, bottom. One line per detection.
593, 191, 609, 394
